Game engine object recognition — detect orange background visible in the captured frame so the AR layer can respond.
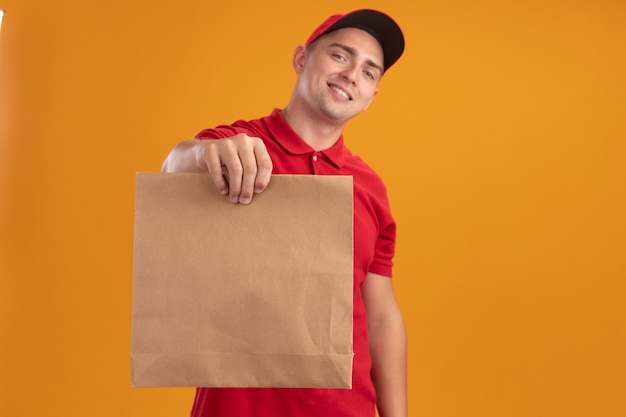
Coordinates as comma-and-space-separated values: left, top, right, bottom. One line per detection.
1, 1, 624, 416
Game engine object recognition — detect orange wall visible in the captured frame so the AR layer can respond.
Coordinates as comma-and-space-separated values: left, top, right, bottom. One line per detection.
1, 1, 625, 416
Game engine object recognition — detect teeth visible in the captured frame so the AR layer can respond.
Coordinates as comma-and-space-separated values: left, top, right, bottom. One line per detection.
330, 85, 350, 100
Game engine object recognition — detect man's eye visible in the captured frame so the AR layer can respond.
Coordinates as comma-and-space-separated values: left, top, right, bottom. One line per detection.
364, 70, 378, 81
332, 53, 346, 61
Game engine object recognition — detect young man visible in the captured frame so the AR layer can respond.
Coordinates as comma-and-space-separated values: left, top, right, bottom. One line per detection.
162, 9, 407, 417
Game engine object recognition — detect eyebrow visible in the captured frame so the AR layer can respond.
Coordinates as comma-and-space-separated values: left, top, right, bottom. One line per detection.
329, 42, 384, 74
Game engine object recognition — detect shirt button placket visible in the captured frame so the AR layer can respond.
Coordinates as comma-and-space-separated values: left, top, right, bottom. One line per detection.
311, 153, 319, 174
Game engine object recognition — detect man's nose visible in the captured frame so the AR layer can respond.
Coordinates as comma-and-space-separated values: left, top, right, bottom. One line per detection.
339, 64, 358, 85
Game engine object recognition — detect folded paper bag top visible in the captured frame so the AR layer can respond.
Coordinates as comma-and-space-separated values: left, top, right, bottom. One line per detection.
131, 173, 354, 388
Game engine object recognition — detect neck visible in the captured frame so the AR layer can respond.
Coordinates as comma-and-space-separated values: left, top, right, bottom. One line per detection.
281, 102, 346, 151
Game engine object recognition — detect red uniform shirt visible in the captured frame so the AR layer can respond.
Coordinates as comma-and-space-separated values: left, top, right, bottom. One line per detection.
191, 108, 396, 417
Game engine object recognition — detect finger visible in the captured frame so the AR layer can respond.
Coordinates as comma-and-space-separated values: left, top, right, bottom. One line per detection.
221, 166, 230, 187
203, 142, 229, 195
237, 147, 259, 205
253, 142, 273, 194
223, 155, 244, 203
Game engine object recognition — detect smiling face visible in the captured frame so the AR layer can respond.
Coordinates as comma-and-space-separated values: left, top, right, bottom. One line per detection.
292, 27, 384, 124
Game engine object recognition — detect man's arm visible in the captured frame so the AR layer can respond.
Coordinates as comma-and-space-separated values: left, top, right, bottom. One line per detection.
362, 272, 408, 417
161, 135, 273, 204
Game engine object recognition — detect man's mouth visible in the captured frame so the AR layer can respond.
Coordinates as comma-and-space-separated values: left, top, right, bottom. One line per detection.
328, 84, 352, 100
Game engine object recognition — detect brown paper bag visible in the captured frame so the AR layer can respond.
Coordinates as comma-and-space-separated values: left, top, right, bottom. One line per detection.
131, 173, 354, 388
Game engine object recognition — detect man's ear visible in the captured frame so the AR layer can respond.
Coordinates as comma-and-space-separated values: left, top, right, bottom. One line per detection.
292, 45, 307, 74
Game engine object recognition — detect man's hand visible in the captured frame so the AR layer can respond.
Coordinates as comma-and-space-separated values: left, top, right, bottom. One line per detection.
200, 134, 273, 204
161, 134, 273, 204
